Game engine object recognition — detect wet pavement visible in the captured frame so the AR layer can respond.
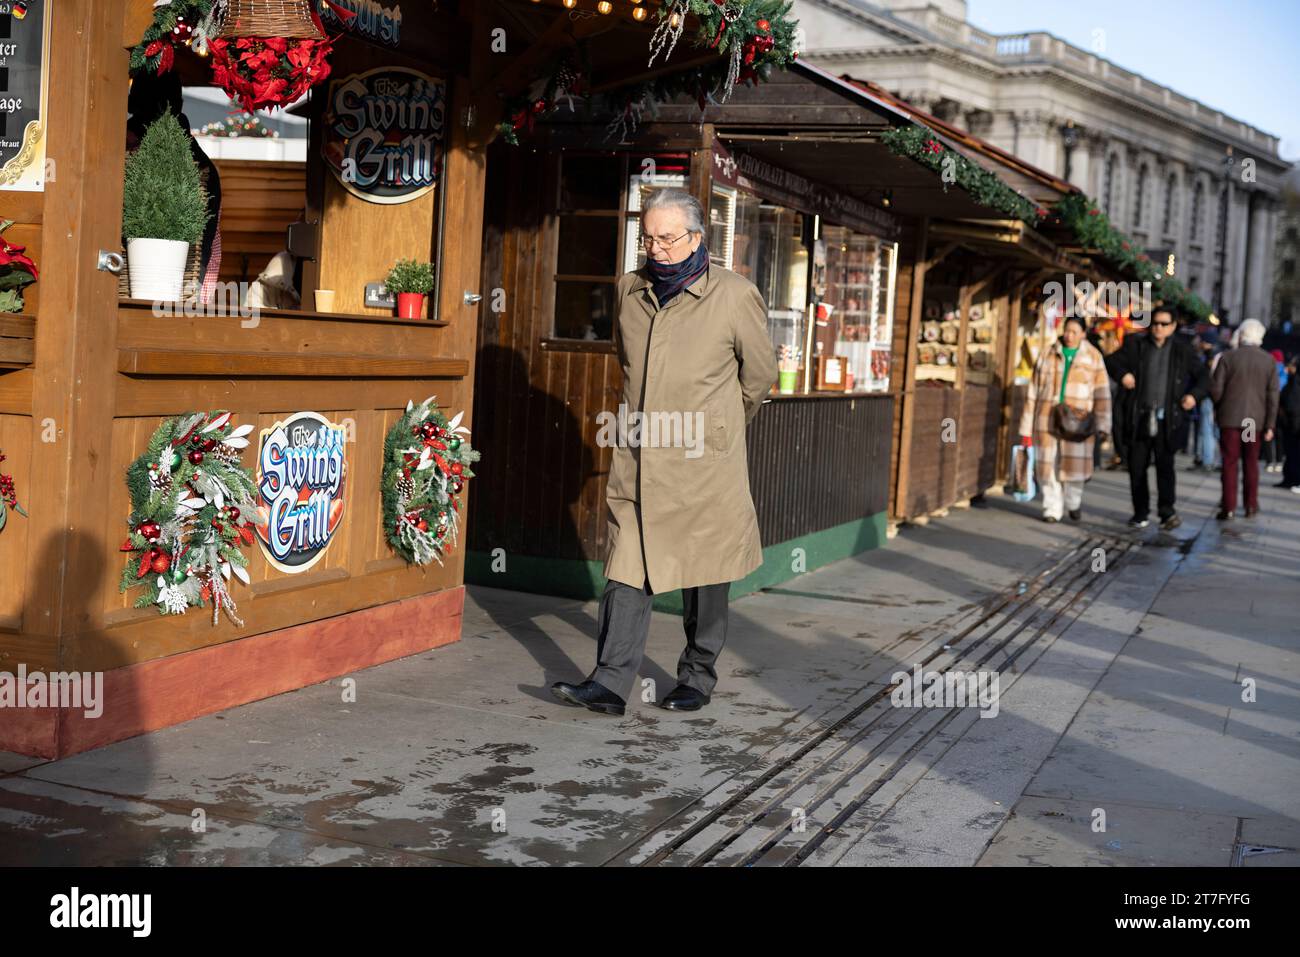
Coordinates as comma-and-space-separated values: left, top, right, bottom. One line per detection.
2, 460, 1297, 866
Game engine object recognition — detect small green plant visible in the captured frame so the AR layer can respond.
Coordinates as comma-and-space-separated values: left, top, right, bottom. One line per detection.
386, 259, 435, 295
122, 110, 210, 245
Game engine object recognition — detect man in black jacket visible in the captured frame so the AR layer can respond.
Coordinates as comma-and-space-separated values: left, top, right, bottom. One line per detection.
1105, 306, 1210, 529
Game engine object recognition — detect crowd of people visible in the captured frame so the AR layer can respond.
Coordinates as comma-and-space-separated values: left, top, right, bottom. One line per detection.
1020, 308, 1299, 528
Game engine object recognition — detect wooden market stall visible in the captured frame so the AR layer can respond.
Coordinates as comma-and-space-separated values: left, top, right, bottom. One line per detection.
465, 59, 1032, 604
0, 0, 529, 758
833, 78, 1110, 523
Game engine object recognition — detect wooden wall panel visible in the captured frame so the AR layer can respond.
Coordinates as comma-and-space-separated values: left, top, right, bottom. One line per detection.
212, 160, 306, 287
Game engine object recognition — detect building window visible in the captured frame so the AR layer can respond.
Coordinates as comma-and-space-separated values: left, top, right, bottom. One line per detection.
1161, 172, 1178, 236
1190, 180, 1204, 241
551, 151, 689, 341
1102, 154, 1117, 216
1132, 164, 1148, 229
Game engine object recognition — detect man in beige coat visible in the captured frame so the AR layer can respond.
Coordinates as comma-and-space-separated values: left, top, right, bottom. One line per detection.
552, 188, 779, 716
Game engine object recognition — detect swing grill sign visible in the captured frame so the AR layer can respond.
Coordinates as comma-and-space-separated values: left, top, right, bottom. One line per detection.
323, 66, 445, 205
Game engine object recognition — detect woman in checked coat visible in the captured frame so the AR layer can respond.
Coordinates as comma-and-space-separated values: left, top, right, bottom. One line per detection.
1018, 315, 1112, 522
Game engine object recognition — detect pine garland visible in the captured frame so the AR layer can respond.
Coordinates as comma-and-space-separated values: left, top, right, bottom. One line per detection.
880, 125, 1045, 225
129, 0, 221, 76
119, 412, 258, 626
497, 0, 798, 145
382, 398, 480, 566
1051, 193, 1211, 321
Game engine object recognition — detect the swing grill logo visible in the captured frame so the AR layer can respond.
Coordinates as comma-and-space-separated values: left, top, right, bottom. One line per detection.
323, 67, 445, 205
254, 413, 348, 574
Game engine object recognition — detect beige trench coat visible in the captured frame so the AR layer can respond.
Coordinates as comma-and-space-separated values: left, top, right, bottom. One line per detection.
603, 262, 779, 593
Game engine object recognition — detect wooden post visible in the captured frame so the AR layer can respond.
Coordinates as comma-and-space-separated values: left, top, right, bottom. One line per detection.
21, 0, 131, 667
892, 216, 928, 519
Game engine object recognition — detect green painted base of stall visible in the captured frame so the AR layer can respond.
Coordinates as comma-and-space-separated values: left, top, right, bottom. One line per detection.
465, 511, 887, 615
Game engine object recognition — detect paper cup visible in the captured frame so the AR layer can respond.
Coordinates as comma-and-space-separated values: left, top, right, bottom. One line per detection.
315, 289, 336, 312
778, 369, 798, 394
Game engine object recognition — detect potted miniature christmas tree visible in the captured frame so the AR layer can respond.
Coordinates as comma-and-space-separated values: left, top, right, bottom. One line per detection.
386, 259, 435, 319
121, 110, 210, 302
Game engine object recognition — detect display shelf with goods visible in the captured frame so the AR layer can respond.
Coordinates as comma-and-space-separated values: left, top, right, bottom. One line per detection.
724, 193, 811, 393
964, 299, 999, 387
915, 286, 963, 385
818, 226, 897, 394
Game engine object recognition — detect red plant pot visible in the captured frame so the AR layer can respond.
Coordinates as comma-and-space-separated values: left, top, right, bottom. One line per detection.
396, 292, 426, 319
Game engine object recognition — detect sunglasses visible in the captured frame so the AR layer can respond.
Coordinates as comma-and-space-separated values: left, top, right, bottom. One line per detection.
1152, 319, 1176, 327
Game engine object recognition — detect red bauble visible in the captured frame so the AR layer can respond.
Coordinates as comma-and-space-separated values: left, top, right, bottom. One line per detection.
151, 553, 172, 574
757, 18, 771, 31
450, 462, 463, 475
417, 520, 429, 532
227, 506, 240, 521
188, 450, 204, 465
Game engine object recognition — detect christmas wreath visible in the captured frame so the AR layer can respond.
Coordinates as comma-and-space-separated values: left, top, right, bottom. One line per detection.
382, 398, 479, 566
129, 0, 223, 75
119, 411, 258, 625
210, 34, 334, 113
0, 449, 27, 533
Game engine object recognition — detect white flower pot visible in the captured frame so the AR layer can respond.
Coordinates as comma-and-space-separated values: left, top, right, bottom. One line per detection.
127, 237, 191, 302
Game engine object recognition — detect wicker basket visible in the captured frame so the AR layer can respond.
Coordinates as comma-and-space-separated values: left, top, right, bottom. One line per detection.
220, 0, 325, 39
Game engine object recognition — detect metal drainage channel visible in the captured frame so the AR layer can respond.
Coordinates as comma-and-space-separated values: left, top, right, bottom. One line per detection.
625, 535, 1136, 867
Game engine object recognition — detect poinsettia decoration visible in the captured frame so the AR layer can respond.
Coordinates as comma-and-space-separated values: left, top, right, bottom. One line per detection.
0, 449, 27, 533
210, 34, 333, 112
129, 0, 223, 76
120, 411, 258, 625
0, 219, 38, 314
382, 398, 480, 566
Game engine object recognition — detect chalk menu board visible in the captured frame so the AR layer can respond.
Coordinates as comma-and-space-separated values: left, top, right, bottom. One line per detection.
0, 0, 50, 192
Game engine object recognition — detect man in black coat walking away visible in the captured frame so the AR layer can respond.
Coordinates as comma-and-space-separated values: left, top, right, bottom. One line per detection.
1104, 305, 1210, 530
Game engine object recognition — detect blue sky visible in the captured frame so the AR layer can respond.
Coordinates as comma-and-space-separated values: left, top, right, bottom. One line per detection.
968, 0, 1300, 161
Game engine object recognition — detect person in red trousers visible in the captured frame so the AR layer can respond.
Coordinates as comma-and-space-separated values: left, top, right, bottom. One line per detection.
1211, 319, 1280, 519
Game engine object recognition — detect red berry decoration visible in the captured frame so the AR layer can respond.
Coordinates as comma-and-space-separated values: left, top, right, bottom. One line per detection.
188, 450, 204, 465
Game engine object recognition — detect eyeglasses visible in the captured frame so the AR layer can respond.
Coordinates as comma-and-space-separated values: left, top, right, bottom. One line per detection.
641, 230, 692, 251
1152, 319, 1176, 327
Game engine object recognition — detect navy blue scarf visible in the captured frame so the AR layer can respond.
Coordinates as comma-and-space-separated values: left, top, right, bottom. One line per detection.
646, 243, 709, 307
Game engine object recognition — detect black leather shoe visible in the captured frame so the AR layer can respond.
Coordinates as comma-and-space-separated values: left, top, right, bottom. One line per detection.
1068, 508, 1082, 522
1216, 508, 1233, 521
551, 680, 625, 716
659, 684, 710, 711
1160, 514, 1182, 531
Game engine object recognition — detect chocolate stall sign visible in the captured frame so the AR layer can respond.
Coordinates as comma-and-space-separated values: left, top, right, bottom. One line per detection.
254, 413, 348, 574
0, 0, 52, 192
323, 67, 445, 205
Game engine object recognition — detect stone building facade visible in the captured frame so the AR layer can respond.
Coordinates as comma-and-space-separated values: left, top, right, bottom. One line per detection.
792, 0, 1292, 325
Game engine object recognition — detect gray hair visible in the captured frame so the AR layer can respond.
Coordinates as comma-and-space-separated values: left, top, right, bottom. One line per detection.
643, 188, 705, 235
1237, 318, 1266, 347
